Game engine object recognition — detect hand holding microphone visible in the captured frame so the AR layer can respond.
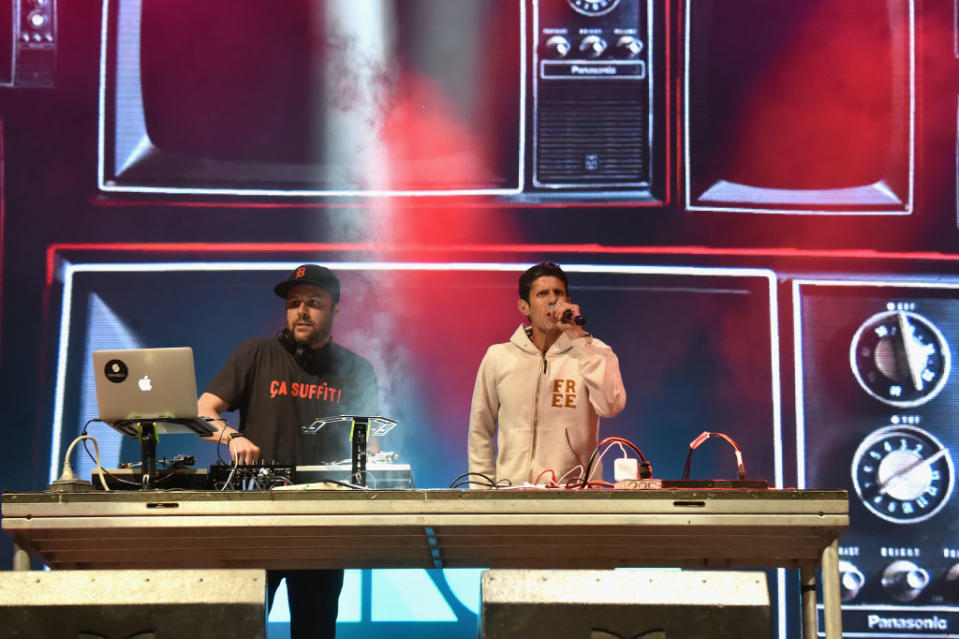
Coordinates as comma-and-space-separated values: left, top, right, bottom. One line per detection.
549, 301, 587, 329
561, 308, 587, 326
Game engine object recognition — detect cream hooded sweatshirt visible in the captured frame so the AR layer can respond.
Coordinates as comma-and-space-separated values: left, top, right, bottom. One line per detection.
467, 324, 626, 486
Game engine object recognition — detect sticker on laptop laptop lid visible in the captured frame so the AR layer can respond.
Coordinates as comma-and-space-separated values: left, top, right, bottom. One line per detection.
103, 359, 128, 383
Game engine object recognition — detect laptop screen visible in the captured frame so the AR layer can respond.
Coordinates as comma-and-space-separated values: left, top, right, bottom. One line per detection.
92, 347, 210, 435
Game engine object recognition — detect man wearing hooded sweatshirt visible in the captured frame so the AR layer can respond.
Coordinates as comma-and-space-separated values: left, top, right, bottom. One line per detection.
467, 262, 627, 487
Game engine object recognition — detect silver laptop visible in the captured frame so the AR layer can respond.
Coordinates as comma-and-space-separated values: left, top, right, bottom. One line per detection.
92, 347, 212, 436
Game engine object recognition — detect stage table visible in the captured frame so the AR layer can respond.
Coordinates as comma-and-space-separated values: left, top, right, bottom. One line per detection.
2, 488, 847, 638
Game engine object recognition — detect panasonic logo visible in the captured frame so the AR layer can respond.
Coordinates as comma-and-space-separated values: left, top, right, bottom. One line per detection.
867, 614, 949, 631
570, 65, 617, 75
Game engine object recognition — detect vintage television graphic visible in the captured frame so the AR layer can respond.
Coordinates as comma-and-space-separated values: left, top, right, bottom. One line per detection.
49, 258, 783, 637
794, 280, 959, 637
50, 261, 780, 492
98, 0, 663, 202
1, 0, 57, 87
684, 0, 914, 214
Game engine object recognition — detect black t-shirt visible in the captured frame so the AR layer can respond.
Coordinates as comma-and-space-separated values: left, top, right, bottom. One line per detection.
205, 336, 379, 465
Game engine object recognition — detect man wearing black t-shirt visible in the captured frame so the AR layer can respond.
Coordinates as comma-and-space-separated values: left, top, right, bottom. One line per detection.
198, 264, 378, 639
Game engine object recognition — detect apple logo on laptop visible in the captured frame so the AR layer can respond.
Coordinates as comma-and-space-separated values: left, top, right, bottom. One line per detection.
138, 375, 152, 392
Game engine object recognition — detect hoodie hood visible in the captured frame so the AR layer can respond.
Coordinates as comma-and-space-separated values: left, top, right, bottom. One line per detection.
509, 324, 574, 357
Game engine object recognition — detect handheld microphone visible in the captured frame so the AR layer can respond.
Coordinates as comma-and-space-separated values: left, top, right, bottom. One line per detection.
561, 309, 587, 326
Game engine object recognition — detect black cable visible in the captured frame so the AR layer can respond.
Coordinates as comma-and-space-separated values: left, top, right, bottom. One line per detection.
80, 419, 204, 489
563, 474, 589, 490
202, 416, 232, 464
449, 472, 502, 489
79, 418, 101, 436
583, 437, 651, 484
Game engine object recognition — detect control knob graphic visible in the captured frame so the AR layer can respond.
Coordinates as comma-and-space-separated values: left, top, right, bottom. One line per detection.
579, 35, 607, 59
882, 560, 930, 602
839, 560, 866, 602
567, 0, 622, 16
614, 36, 643, 59
850, 310, 950, 407
28, 11, 47, 29
945, 564, 959, 602
544, 35, 571, 58
851, 424, 954, 524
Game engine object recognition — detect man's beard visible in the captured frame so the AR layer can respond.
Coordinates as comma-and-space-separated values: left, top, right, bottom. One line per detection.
293, 331, 316, 345
292, 321, 331, 347
293, 330, 320, 346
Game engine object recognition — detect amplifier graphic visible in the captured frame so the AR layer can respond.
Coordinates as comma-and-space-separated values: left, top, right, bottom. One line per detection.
533, 0, 653, 190
794, 280, 959, 637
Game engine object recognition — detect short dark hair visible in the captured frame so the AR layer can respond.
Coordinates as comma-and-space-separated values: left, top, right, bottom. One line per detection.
518, 262, 568, 302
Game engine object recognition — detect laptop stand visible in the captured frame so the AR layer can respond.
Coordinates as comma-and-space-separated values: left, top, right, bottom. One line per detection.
112, 418, 215, 489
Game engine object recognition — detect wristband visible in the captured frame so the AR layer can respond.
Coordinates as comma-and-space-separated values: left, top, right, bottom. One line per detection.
226, 432, 246, 443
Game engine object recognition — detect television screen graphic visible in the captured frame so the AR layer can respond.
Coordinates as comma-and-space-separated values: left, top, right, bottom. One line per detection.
101, 0, 524, 195
49, 261, 782, 637
52, 263, 780, 492
684, 0, 913, 213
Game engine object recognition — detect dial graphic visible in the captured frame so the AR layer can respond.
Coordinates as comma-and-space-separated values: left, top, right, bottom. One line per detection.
567, 0, 621, 17
850, 310, 951, 407
851, 424, 954, 524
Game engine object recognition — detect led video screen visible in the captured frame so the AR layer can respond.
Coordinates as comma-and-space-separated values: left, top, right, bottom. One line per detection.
52, 262, 780, 490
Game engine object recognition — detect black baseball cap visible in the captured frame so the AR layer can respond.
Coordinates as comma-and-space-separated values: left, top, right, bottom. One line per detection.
273, 264, 341, 301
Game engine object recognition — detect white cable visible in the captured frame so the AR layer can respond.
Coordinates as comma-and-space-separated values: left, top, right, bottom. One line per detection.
499, 483, 549, 490
220, 454, 240, 492
63, 435, 110, 491
587, 442, 629, 483
557, 464, 585, 486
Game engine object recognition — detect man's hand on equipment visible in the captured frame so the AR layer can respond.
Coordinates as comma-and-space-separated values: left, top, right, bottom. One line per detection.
226, 433, 261, 465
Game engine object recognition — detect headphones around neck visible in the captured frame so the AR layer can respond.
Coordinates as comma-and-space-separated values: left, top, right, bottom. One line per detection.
278, 329, 330, 373
279, 329, 310, 366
